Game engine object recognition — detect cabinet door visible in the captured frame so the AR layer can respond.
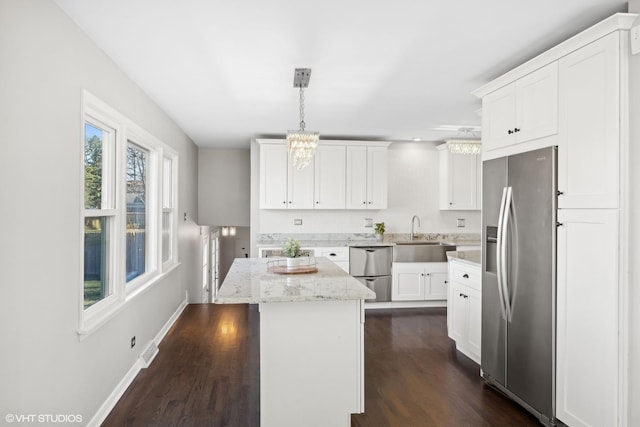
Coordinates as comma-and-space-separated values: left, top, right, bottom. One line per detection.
425, 263, 449, 300
346, 146, 368, 209
367, 146, 388, 209
448, 152, 479, 210
515, 62, 558, 143
314, 145, 346, 209
482, 83, 516, 152
449, 282, 467, 343
288, 157, 314, 209
391, 264, 424, 301
466, 287, 482, 362
260, 144, 288, 209
558, 32, 619, 209
556, 209, 618, 427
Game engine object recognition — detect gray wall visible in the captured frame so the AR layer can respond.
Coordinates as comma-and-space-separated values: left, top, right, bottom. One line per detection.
198, 148, 251, 227
0, 0, 200, 422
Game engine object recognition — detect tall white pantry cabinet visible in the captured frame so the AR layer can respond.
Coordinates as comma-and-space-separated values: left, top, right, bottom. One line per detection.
473, 14, 638, 427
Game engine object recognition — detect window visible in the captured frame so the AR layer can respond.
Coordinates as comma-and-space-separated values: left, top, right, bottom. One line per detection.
126, 143, 148, 282
80, 92, 179, 335
83, 121, 116, 309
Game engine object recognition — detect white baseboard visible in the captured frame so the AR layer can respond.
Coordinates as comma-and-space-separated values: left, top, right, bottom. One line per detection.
364, 300, 447, 310
86, 293, 189, 427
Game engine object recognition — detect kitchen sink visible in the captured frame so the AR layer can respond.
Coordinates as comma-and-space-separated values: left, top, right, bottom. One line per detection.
393, 242, 456, 262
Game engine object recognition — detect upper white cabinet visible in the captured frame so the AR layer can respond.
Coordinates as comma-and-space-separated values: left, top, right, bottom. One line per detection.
314, 144, 346, 209
346, 145, 388, 209
558, 32, 620, 209
437, 145, 481, 210
481, 62, 558, 153
259, 140, 389, 210
259, 143, 314, 209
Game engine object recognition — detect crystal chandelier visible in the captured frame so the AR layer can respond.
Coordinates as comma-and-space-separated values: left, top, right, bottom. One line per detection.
446, 127, 481, 155
286, 68, 319, 170
447, 139, 481, 154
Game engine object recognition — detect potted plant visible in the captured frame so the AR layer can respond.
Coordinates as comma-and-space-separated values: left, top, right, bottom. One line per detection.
374, 222, 385, 242
282, 238, 303, 268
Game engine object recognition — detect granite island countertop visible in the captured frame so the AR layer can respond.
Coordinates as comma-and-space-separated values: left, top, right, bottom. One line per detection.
216, 257, 376, 304
446, 249, 481, 267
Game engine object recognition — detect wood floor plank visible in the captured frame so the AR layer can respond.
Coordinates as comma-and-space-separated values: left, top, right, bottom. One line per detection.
104, 304, 539, 426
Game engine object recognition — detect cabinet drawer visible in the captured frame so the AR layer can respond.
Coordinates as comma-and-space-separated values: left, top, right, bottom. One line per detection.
450, 262, 481, 291
316, 247, 349, 261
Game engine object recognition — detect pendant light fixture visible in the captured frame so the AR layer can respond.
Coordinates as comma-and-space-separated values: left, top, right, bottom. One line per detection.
446, 127, 481, 154
286, 68, 319, 170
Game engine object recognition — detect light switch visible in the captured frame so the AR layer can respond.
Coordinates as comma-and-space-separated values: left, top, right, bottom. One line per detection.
364, 218, 373, 227
457, 218, 466, 228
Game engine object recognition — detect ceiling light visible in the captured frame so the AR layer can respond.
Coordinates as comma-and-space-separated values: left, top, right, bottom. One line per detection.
286, 68, 319, 170
446, 127, 481, 154
446, 139, 481, 154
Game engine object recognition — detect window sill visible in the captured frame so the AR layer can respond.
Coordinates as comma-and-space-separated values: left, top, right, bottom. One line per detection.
77, 261, 181, 341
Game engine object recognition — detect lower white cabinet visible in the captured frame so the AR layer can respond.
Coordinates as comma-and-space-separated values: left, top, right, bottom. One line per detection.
315, 246, 349, 273
556, 209, 619, 427
447, 260, 481, 364
391, 262, 448, 301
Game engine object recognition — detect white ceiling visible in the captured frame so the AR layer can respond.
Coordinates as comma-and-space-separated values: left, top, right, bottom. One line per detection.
54, 0, 627, 148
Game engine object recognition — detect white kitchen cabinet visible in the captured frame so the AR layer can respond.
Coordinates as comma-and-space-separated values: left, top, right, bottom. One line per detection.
259, 143, 289, 209
346, 145, 388, 209
558, 31, 620, 209
315, 246, 349, 272
259, 143, 314, 209
472, 14, 636, 427
556, 209, 619, 427
314, 145, 346, 209
447, 260, 481, 364
437, 145, 481, 210
481, 62, 558, 153
391, 262, 448, 301
259, 140, 387, 210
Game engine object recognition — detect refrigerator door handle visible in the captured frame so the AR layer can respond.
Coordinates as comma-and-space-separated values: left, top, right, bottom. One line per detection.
496, 187, 509, 321
501, 186, 514, 321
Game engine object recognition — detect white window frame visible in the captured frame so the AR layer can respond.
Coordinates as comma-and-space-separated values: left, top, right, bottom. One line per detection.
161, 154, 179, 269
79, 91, 180, 337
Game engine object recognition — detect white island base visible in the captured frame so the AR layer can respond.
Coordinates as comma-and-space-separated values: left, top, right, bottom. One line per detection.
215, 257, 374, 427
260, 299, 364, 427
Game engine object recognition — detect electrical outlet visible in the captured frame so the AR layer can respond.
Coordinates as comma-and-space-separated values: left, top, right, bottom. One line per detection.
364, 218, 373, 227
294, 219, 303, 226
457, 218, 466, 228
131, 336, 136, 348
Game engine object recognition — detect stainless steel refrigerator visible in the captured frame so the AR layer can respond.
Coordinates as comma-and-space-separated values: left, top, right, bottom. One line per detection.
481, 146, 557, 426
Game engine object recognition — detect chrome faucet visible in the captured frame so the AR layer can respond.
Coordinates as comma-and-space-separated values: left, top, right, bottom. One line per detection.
410, 215, 421, 240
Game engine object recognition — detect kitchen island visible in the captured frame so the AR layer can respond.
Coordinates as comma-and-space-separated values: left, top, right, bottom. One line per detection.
216, 257, 376, 427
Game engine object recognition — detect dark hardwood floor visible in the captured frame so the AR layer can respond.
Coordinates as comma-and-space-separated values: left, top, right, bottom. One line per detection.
103, 304, 539, 426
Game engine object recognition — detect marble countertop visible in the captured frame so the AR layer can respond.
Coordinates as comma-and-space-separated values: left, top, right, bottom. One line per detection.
216, 257, 377, 304
256, 233, 481, 249
446, 250, 482, 267
256, 240, 391, 248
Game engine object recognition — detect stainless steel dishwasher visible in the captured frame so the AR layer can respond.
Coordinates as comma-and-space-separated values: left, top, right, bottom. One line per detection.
349, 246, 393, 302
